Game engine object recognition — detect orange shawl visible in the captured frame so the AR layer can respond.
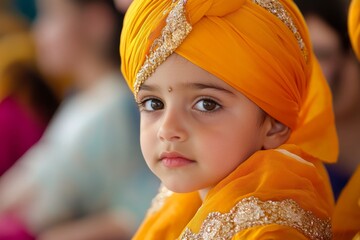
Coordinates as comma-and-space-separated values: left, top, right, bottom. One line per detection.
333, 166, 360, 240
134, 145, 334, 239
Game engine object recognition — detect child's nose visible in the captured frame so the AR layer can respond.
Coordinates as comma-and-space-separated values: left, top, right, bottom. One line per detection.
157, 107, 187, 142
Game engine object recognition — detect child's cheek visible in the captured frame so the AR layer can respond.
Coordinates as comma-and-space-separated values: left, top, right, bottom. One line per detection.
140, 125, 157, 164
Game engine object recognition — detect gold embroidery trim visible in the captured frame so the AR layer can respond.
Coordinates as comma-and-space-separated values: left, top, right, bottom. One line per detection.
133, 0, 192, 98
253, 0, 309, 62
146, 185, 173, 216
181, 196, 331, 240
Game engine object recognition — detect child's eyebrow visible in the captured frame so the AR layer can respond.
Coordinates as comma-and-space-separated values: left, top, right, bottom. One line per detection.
139, 83, 159, 92
187, 83, 235, 95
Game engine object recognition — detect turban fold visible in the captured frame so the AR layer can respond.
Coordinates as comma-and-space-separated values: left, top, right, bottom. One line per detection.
349, 0, 360, 60
120, 0, 338, 163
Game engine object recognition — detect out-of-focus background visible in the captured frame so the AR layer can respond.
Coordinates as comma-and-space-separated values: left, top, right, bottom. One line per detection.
294, 0, 360, 200
0, 0, 359, 239
2, 0, 36, 21
0, 0, 159, 239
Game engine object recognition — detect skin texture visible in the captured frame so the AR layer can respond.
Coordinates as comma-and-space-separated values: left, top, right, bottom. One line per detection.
137, 54, 289, 199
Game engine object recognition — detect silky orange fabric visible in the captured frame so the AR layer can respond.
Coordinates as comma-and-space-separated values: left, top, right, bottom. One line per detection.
133, 145, 334, 239
120, 0, 337, 238
349, 0, 360, 60
232, 224, 309, 240
333, 166, 360, 240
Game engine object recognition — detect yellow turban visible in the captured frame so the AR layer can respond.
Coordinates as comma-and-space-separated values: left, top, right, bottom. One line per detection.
349, 0, 360, 60
120, 0, 338, 163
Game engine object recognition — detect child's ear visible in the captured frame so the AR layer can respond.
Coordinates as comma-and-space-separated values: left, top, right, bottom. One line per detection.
262, 116, 291, 150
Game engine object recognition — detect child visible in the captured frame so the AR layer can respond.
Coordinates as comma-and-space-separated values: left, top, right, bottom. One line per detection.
120, 0, 338, 239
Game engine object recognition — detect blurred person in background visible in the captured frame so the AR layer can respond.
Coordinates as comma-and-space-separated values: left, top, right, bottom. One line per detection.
113, 0, 132, 12
333, 0, 360, 238
0, 8, 59, 239
296, 0, 360, 199
0, 0, 158, 239
0, 32, 59, 177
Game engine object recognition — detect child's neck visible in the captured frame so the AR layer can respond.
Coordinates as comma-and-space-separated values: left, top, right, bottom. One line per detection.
198, 188, 211, 201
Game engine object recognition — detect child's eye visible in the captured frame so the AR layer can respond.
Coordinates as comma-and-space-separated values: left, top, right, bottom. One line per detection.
139, 98, 164, 111
194, 99, 221, 112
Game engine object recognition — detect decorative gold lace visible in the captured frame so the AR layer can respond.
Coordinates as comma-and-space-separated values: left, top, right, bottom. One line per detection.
181, 196, 331, 240
134, 0, 192, 97
146, 185, 174, 216
252, 0, 308, 62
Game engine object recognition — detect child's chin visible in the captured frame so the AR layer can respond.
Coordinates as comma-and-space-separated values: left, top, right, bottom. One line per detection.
162, 182, 199, 193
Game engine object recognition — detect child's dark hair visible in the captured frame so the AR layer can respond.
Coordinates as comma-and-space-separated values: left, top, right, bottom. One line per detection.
70, 0, 125, 66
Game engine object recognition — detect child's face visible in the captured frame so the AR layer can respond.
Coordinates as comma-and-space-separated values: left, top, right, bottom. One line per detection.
137, 54, 268, 193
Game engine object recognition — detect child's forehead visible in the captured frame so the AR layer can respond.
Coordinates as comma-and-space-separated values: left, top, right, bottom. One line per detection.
146, 53, 232, 89
140, 53, 259, 106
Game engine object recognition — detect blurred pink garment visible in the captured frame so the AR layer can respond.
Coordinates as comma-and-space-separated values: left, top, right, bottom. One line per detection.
0, 214, 35, 240
0, 96, 46, 176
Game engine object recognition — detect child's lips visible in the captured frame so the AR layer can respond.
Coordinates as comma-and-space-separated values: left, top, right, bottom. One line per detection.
159, 152, 195, 168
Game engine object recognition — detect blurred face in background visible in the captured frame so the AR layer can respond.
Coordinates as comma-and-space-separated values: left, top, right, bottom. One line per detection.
114, 0, 133, 12
34, 0, 86, 77
305, 14, 344, 87
305, 13, 360, 118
